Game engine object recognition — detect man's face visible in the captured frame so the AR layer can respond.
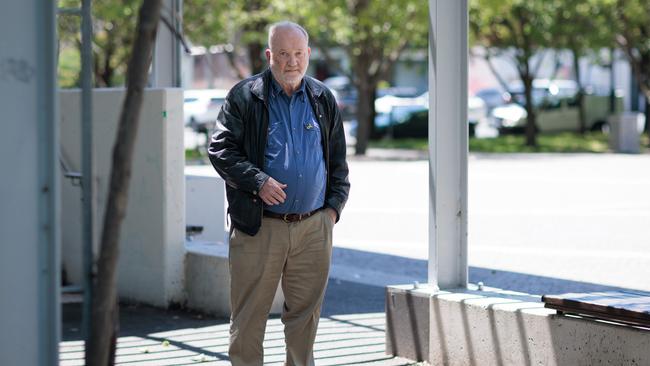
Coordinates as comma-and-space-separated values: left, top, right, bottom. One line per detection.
266, 27, 311, 90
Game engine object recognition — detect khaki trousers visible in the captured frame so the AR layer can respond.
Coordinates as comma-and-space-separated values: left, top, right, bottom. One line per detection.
228, 209, 334, 366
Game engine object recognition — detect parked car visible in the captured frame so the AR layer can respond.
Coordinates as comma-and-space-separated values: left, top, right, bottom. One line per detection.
183, 89, 228, 133
375, 94, 425, 114
491, 79, 622, 133
374, 106, 428, 138
373, 93, 489, 138
324, 75, 421, 122
373, 91, 428, 138
475, 87, 511, 112
323, 76, 358, 121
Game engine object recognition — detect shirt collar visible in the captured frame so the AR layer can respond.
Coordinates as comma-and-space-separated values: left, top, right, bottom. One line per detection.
271, 77, 306, 102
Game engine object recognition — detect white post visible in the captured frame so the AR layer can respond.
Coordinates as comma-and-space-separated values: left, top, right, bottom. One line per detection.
0, 2, 59, 365
151, 0, 182, 87
427, 0, 468, 289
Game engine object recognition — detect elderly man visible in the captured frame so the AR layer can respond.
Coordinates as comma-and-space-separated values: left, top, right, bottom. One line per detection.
208, 21, 350, 366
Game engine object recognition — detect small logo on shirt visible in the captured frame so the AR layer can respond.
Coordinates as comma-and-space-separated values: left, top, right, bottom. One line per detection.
305, 122, 314, 130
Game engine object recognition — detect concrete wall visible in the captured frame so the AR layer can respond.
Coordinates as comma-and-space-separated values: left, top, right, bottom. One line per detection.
0, 2, 59, 365
387, 285, 650, 366
59, 88, 185, 307
186, 174, 226, 243
183, 173, 286, 316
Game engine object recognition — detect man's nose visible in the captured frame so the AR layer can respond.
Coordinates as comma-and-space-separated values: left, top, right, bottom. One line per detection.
288, 55, 298, 66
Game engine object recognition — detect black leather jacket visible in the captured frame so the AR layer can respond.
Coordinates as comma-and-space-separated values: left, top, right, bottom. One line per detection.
208, 69, 350, 236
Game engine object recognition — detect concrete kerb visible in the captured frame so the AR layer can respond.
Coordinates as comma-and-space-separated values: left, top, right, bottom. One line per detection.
386, 284, 650, 366
184, 240, 285, 317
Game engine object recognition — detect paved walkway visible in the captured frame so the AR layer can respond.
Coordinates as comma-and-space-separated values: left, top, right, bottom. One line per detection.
65, 148, 649, 365
61, 275, 416, 365
60, 304, 417, 366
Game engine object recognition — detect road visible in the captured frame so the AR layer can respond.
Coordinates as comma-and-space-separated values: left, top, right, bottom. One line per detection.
185, 122, 650, 294
333, 152, 650, 292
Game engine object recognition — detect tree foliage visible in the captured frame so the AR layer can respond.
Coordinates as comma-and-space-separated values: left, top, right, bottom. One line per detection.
289, 0, 428, 155
470, 0, 560, 147
183, 0, 428, 155
58, 0, 140, 87
184, 0, 280, 76
551, 0, 614, 133
607, 0, 650, 100
609, 0, 650, 140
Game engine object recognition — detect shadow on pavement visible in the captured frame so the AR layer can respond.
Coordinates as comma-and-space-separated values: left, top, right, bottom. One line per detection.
63, 247, 644, 341
325, 246, 647, 315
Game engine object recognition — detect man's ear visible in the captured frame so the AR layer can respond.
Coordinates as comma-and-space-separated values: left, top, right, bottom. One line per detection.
307, 47, 311, 58
265, 49, 271, 62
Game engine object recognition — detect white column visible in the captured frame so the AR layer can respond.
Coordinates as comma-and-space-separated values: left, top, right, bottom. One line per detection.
150, 0, 182, 87
427, 0, 468, 289
0, 1, 59, 365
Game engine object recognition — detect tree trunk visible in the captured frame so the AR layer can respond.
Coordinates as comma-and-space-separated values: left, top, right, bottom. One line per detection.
86, 1, 162, 365
522, 74, 537, 147
247, 41, 265, 75
245, 0, 267, 75
354, 80, 376, 155
571, 48, 586, 134
609, 48, 617, 114
645, 99, 650, 145
100, 38, 115, 87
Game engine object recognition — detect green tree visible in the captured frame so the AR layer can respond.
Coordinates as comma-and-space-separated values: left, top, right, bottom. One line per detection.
607, 0, 650, 142
184, 0, 279, 77
289, 0, 428, 155
552, 0, 614, 134
86, 2, 163, 365
470, 0, 559, 147
58, 0, 140, 87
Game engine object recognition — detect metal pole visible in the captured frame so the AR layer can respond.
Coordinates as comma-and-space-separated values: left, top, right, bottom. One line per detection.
175, 0, 183, 87
609, 48, 616, 114
39, 3, 61, 365
427, 0, 468, 289
80, 0, 95, 349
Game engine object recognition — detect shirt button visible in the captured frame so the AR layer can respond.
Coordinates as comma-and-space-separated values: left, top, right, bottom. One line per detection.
298, 174, 303, 178
253, 190, 257, 195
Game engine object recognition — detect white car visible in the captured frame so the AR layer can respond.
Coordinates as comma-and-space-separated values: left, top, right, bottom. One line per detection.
491, 79, 622, 133
183, 89, 229, 133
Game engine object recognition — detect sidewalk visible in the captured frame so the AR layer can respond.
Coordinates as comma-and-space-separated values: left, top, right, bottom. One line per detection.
60, 278, 419, 366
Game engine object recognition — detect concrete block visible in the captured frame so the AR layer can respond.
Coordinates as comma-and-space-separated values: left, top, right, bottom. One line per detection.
385, 285, 432, 362
185, 174, 226, 243
387, 285, 650, 366
184, 241, 284, 318
609, 113, 646, 154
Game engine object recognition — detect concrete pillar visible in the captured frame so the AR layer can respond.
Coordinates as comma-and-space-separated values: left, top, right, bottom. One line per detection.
60, 89, 185, 307
427, 0, 469, 290
0, 2, 60, 365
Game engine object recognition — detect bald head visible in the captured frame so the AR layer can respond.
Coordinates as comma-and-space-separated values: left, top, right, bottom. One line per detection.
265, 21, 311, 95
268, 21, 309, 50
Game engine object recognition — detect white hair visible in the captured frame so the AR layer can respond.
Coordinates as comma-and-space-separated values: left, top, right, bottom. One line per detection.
267, 21, 309, 49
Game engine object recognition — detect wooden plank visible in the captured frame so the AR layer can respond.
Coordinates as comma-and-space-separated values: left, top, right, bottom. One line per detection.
542, 291, 650, 328
546, 304, 650, 329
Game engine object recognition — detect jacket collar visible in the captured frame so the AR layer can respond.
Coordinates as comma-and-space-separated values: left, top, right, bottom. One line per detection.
251, 69, 324, 101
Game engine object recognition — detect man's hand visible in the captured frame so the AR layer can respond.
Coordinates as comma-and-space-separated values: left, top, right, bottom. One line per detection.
325, 208, 337, 225
259, 177, 287, 205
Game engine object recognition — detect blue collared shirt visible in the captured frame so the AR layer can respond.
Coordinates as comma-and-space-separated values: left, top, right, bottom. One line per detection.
264, 78, 326, 214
